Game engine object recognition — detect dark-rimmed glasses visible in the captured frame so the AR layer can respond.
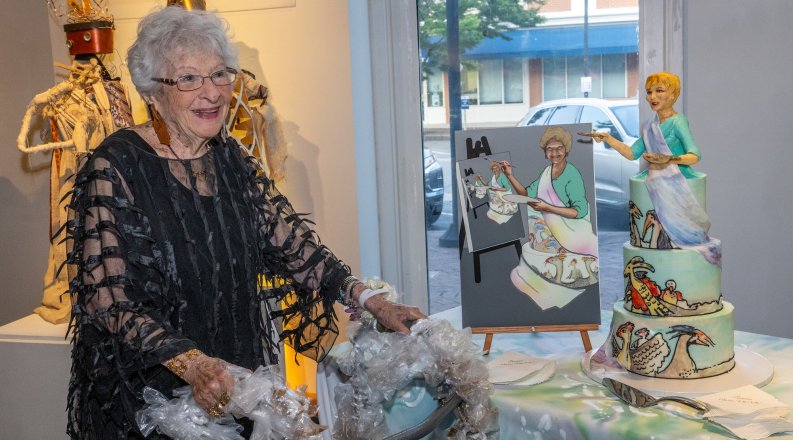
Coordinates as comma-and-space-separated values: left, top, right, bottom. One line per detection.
152, 68, 238, 91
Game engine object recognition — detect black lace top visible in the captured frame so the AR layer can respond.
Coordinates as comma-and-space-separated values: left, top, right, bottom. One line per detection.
64, 129, 350, 439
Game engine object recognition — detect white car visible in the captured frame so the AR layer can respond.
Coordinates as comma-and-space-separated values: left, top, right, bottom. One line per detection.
516, 98, 640, 208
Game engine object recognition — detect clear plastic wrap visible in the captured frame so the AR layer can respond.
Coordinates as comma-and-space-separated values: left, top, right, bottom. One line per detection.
226, 365, 325, 440
332, 280, 499, 439
136, 365, 325, 440
136, 386, 244, 440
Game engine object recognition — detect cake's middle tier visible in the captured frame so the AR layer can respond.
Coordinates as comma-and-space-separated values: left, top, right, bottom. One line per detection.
623, 242, 722, 316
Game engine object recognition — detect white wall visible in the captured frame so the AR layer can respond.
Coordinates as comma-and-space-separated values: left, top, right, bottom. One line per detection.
683, 1, 793, 338
0, 0, 364, 327
0, 2, 59, 325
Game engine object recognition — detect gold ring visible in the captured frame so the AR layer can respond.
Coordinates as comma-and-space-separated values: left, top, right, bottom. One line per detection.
207, 392, 231, 417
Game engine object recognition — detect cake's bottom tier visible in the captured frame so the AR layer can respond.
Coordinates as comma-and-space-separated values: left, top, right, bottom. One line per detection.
609, 301, 735, 379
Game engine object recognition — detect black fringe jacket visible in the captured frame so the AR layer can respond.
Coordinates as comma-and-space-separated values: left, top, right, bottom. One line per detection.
63, 130, 349, 439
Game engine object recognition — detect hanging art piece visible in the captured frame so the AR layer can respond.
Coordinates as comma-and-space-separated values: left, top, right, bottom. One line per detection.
21, 0, 291, 324
18, 0, 133, 324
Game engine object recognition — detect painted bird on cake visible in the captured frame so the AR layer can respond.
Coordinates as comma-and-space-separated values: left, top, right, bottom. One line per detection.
629, 201, 643, 247
612, 323, 720, 378
642, 210, 673, 249
624, 256, 672, 316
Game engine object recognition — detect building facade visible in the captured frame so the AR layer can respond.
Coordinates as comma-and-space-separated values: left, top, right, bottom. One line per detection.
422, 0, 639, 128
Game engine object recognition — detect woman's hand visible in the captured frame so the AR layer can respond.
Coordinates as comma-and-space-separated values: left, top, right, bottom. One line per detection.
583, 131, 612, 143
528, 198, 579, 219
364, 295, 427, 335
580, 131, 635, 161
527, 199, 550, 212
182, 354, 235, 416
497, 160, 514, 176
643, 152, 673, 164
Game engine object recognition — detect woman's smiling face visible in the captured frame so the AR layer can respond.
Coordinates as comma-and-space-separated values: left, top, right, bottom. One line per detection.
150, 50, 232, 147
645, 82, 677, 114
544, 139, 567, 164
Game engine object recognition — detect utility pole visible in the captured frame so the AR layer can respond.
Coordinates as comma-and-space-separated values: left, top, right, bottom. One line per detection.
583, 0, 591, 97
439, 0, 461, 248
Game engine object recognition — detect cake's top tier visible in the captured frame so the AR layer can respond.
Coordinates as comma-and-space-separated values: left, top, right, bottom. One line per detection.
628, 173, 706, 250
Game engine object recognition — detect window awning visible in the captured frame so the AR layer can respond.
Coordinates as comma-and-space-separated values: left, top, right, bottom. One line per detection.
463, 22, 638, 60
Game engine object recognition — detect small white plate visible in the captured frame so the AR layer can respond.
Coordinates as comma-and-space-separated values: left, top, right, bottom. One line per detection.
581, 347, 774, 397
502, 194, 540, 204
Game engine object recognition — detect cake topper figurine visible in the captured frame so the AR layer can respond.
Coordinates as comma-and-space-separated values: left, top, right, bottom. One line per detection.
581, 72, 721, 266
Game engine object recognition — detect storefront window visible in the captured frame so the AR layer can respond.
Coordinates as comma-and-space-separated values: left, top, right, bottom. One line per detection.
503, 59, 524, 103
543, 54, 629, 100
426, 70, 444, 107
461, 65, 479, 105
603, 54, 627, 98
479, 60, 502, 105
565, 56, 585, 97
542, 57, 567, 101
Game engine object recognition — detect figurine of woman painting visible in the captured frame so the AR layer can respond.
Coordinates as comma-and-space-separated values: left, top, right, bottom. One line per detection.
585, 71, 720, 265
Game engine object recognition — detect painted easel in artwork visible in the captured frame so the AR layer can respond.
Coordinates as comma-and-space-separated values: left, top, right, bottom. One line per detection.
474, 324, 596, 355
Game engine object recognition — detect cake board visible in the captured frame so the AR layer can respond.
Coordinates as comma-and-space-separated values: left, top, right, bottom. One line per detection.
581, 347, 774, 397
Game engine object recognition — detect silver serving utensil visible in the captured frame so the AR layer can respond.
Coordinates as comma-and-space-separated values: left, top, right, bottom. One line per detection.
602, 377, 710, 413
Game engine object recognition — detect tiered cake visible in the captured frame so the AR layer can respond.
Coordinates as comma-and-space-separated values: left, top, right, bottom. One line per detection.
608, 173, 735, 379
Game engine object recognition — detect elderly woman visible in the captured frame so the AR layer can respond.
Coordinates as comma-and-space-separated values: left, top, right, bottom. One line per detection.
501, 127, 596, 256
64, 7, 425, 439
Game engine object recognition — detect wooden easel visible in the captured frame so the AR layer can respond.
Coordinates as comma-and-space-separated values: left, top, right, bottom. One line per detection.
473, 324, 597, 355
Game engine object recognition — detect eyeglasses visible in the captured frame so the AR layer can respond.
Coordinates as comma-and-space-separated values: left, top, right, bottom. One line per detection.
152, 68, 238, 91
545, 146, 566, 154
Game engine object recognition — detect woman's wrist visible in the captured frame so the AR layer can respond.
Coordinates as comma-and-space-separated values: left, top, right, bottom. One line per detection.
164, 348, 205, 381
356, 287, 389, 309
339, 275, 363, 307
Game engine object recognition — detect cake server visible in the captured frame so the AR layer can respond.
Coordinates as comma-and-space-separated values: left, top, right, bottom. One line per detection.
602, 377, 710, 412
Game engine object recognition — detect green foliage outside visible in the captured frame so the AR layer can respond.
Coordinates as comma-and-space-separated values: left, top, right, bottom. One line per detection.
418, 0, 546, 77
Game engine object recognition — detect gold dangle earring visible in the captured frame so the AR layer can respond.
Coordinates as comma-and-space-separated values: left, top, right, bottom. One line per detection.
149, 103, 171, 146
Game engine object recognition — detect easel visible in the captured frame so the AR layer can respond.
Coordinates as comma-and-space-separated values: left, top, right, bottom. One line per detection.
473, 324, 597, 355
458, 212, 522, 284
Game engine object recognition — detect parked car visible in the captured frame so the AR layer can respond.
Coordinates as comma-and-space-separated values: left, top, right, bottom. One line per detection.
424, 149, 444, 224
516, 98, 640, 208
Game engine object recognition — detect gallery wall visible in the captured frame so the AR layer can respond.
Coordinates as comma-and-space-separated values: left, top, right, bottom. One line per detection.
0, 2, 59, 325
0, 0, 363, 327
684, 0, 793, 338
